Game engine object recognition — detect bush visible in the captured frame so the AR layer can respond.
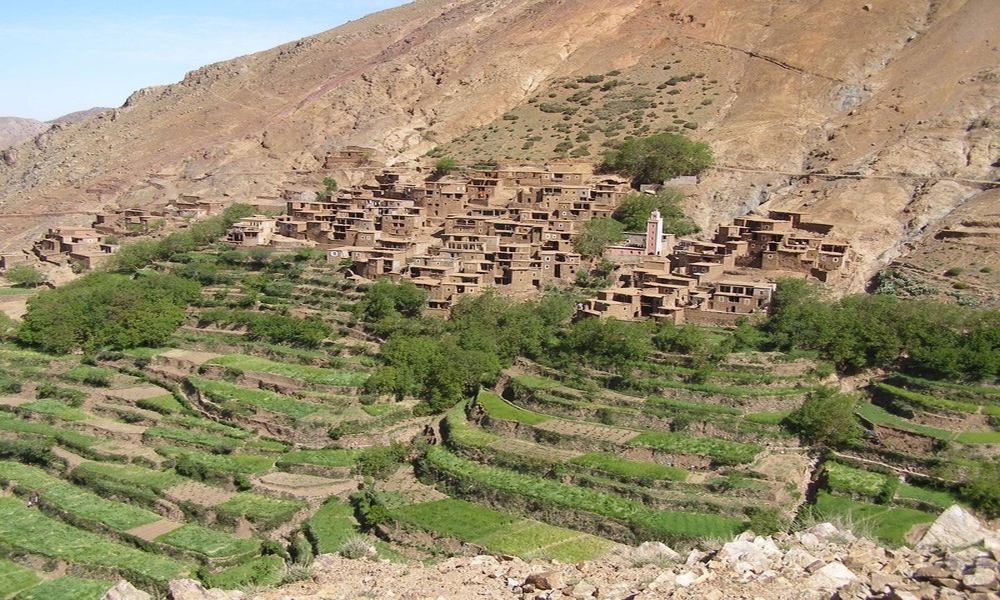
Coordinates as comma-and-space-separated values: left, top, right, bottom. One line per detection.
783, 387, 860, 447
944, 267, 964, 277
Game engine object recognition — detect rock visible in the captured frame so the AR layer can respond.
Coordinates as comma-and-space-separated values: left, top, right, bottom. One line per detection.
631, 541, 681, 565
913, 565, 951, 580
797, 532, 822, 550
963, 567, 999, 590
102, 581, 151, 600
886, 589, 921, 600
564, 580, 597, 598
525, 571, 565, 591
168, 579, 245, 600
916, 505, 994, 551
717, 535, 783, 575
806, 562, 859, 591
675, 571, 699, 587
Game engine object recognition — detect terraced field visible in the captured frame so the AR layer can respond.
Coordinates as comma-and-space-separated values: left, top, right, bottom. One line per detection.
0, 248, 997, 596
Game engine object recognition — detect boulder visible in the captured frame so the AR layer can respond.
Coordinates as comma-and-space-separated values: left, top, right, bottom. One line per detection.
916, 505, 993, 551
168, 579, 245, 600
805, 561, 858, 591
102, 581, 151, 600
525, 570, 565, 591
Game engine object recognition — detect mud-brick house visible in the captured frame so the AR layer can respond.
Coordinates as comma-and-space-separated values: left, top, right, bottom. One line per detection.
323, 146, 375, 168
705, 279, 776, 314
410, 181, 469, 222
226, 216, 277, 247
0, 252, 31, 271
167, 196, 225, 219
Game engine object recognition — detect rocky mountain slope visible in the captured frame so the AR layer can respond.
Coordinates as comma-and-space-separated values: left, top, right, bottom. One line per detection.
0, 117, 48, 151
1, 0, 998, 296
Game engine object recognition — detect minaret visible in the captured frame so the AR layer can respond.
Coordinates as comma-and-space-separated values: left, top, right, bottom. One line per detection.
646, 209, 664, 255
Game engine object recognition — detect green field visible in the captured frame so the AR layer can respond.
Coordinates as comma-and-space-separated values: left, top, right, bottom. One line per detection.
477, 392, 550, 425
0, 497, 191, 584
205, 354, 368, 387
424, 445, 745, 542
807, 491, 937, 546
13, 576, 112, 600
278, 448, 359, 468
306, 501, 359, 554
0, 461, 161, 532
0, 559, 41, 598
570, 452, 688, 482
187, 376, 321, 420
628, 430, 762, 465
391, 498, 615, 562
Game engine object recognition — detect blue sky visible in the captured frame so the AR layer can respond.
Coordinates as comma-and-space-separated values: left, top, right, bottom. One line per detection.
0, 1, 409, 121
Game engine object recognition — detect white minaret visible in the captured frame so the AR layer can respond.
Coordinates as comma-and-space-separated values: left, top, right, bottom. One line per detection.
646, 209, 664, 255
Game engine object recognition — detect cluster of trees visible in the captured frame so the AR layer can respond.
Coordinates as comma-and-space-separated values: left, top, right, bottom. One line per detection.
197, 308, 331, 347
107, 204, 255, 273
17, 272, 200, 354
600, 132, 714, 188
764, 279, 1000, 380
359, 285, 574, 413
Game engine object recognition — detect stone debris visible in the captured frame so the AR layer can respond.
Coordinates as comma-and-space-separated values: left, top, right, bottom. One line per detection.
137, 505, 1000, 600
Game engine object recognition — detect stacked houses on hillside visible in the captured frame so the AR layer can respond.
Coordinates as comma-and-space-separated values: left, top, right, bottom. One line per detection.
258, 160, 851, 324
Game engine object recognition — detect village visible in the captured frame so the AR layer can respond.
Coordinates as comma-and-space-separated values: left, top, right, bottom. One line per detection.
3, 148, 851, 326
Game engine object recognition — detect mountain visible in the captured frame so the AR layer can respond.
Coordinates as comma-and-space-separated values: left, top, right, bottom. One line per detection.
0, 117, 47, 151
0, 0, 997, 298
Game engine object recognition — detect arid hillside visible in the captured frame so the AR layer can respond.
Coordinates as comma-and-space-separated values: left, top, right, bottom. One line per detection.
1, 0, 998, 296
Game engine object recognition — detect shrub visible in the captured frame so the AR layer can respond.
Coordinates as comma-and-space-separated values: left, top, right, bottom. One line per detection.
944, 267, 964, 277
339, 535, 375, 559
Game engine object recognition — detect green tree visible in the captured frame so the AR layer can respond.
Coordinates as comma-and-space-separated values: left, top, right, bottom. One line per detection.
783, 387, 860, 447
560, 317, 653, 371
601, 132, 713, 187
353, 442, 408, 483
323, 177, 339, 195
960, 461, 1000, 518
612, 189, 698, 235
18, 272, 199, 354
4, 265, 47, 288
434, 157, 458, 176
574, 218, 625, 257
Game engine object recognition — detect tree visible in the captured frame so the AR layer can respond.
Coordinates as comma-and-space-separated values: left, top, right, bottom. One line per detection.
434, 157, 457, 177
18, 272, 199, 354
560, 317, 654, 371
574, 218, 625, 257
4, 265, 47, 288
323, 177, 339, 195
960, 461, 1000, 518
783, 387, 860, 447
612, 189, 698, 235
600, 132, 713, 187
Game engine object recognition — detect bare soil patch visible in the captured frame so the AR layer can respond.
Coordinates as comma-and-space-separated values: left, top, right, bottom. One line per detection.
164, 481, 235, 507
255, 472, 358, 500
534, 420, 639, 445
106, 385, 172, 402
126, 519, 183, 542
